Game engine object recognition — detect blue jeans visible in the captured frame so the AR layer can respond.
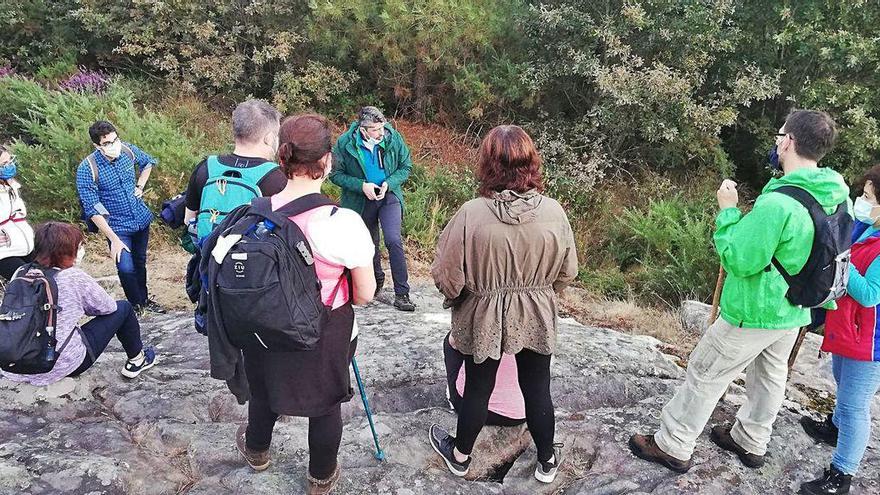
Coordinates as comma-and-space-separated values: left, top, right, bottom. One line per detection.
110, 226, 150, 306
68, 301, 143, 376
361, 192, 410, 295
831, 354, 880, 475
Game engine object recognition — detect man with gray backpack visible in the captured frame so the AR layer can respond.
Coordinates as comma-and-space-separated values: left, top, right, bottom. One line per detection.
629, 109, 852, 473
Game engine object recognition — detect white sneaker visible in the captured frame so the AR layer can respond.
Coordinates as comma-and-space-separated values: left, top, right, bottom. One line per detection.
535, 443, 564, 483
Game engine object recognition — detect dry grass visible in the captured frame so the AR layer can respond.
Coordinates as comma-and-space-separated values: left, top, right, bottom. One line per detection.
80, 227, 192, 311
559, 285, 698, 354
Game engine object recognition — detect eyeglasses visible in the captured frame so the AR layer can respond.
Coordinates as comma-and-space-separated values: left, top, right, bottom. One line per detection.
100, 136, 120, 148
774, 132, 794, 140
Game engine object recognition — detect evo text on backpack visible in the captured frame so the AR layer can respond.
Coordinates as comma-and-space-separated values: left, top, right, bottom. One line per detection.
0, 263, 71, 374
202, 194, 342, 351
771, 185, 853, 308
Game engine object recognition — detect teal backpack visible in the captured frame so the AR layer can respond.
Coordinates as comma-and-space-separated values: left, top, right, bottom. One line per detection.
196, 156, 279, 239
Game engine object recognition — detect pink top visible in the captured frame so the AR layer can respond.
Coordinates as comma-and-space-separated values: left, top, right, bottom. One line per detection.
456, 352, 526, 420
271, 197, 374, 310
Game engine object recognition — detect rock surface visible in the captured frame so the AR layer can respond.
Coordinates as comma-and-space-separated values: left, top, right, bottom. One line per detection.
1, 285, 878, 494
679, 300, 712, 335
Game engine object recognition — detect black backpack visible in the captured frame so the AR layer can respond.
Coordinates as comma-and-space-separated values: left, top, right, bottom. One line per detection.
205, 194, 342, 351
0, 263, 70, 374
771, 186, 853, 308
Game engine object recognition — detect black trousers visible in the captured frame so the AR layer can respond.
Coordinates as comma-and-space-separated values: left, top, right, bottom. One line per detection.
246, 386, 342, 480
443, 335, 525, 427
454, 348, 555, 461
0, 253, 32, 281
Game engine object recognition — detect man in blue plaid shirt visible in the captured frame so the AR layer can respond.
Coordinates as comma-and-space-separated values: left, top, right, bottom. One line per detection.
75, 121, 165, 314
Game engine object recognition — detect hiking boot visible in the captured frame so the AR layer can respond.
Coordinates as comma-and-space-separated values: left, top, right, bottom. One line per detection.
374, 279, 385, 298
801, 414, 839, 447
393, 293, 416, 312
429, 424, 470, 477
800, 465, 852, 495
628, 433, 692, 474
710, 424, 765, 469
307, 464, 341, 495
120, 347, 157, 379
235, 424, 271, 472
535, 442, 564, 483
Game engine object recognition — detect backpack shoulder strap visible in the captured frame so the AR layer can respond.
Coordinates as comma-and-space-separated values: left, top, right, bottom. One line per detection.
86, 154, 99, 182
121, 143, 136, 163
772, 185, 828, 222
270, 194, 337, 218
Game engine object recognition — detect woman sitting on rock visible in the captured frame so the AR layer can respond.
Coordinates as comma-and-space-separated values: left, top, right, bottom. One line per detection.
429, 125, 579, 484
0, 144, 35, 281
444, 332, 525, 427
799, 165, 880, 495
2, 222, 156, 386
232, 114, 376, 495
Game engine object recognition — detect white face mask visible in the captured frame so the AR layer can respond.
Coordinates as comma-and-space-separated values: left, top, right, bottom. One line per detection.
854, 196, 878, 224
75, 245, 85, 265
102, 140, 123, 159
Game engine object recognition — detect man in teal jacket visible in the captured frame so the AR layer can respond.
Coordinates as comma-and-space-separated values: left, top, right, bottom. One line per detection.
330, 106, 415, 311
629, 110, 850, 473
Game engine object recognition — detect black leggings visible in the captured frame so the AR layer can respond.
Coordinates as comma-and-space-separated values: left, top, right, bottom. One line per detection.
444, 335, 525, 427
454, 349, 555, 461
246, 398, 342, 480
0, 254, 32, 281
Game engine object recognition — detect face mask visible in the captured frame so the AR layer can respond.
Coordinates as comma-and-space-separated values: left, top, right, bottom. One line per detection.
767, 144, 781, 172
854, 196, 878, 224
75, 245, 85, 265
102, 140, 123, 160
0, 160, 17, 180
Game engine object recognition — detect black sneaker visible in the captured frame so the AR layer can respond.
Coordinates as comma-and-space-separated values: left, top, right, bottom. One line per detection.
394, 293, 416, 312
428, 424, 470, 477
801, 414, 839, 447
800, 464, 852, 495
374, 279, 385, 298
535, 442, 564, 483
136, 299, 167, 316
121, 346, 157, 378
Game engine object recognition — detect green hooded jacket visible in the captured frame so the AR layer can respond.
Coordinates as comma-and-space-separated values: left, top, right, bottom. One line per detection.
329, 121, 413, 215
715, 167, 850, 329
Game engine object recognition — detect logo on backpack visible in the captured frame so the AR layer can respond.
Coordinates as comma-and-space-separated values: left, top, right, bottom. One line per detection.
0, 264, 72, 374
771, 186, 854, 308
203, 195, 344, 351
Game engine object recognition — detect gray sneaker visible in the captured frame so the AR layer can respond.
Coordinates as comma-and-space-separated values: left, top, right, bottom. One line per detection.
535, 442, 564, 483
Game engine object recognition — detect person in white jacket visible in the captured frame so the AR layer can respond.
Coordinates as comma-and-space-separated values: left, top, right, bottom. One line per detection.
0, 144, 34, 280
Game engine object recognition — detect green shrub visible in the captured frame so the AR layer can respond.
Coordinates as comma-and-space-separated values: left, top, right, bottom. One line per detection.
402, 164, 476, 255
611, 193, 719, 305
0, 77, 210, 223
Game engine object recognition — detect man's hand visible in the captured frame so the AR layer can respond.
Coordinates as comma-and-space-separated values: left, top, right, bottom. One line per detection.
134, 185, 144, 199
0, 230, 10, 248
362, 182, 379, 201
717, 179, 739, 210
110, 237, 131, 263
376, 182, 388, 201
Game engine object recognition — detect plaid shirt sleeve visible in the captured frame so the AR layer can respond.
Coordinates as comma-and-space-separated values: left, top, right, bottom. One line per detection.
75, 159, 100, 218
126, 143, 158, 172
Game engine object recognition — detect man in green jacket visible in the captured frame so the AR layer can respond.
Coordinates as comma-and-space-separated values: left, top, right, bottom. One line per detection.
629, 110, 849, 473
330, 106, 415, 311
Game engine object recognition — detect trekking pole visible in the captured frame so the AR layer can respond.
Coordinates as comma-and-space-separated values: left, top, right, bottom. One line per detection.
351, 357, 386, 461
708, 265, 726, 327
787, 326, 810, 370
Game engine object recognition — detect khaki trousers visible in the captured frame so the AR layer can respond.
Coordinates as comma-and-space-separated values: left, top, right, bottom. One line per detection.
654, 318, 799, 460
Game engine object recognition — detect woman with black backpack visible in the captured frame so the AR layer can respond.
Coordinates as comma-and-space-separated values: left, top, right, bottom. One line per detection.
231, 114, 376, 495
1, 222, 156, 386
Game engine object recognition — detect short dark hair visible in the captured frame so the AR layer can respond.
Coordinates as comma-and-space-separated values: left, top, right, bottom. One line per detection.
783, 110, 837, 161
89, 121, 117, 145
476, 125, 544, 197
33, 222, 84, 269
855, 164, 880, 199
278, 114, 332, 180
